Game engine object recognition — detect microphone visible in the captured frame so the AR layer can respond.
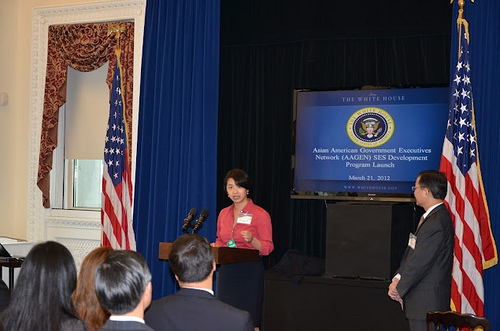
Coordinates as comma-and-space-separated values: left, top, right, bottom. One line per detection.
182, 208, 197, 233
192, 208, 209, 233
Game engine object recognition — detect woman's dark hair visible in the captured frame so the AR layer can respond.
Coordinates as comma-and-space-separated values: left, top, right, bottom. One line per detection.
223, 168, 252, 193
168, 234, 214, 283
0, 241, 79, 331
418, 170, 448, 200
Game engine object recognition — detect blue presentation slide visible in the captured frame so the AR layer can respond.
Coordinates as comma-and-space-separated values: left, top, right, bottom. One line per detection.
294, 87, 449, 194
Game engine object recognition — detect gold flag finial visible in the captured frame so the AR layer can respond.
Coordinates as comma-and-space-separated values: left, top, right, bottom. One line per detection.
458, 0, 465, 19
108, 23, 127, 47
456, 0, 470, 57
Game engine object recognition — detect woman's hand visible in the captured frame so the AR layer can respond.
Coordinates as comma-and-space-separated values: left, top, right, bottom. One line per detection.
241, 231, 262, 251
241, 230, 253, 243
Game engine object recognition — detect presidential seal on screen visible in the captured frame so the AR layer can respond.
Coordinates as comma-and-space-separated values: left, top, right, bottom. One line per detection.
346, 107, 394, 147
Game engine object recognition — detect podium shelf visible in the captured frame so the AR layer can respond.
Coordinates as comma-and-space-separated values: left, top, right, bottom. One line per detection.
159, 242, 259, 265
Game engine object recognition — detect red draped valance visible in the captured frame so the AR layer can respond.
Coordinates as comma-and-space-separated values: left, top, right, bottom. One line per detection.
37, 22, 134, 208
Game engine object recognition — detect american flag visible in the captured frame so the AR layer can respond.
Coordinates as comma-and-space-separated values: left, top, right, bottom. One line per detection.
101, 53, 136, 250
439, 17, 497, 316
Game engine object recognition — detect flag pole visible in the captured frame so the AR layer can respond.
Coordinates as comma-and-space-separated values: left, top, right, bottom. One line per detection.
456, 0, 469, 58
101, 23, 136, 251
441, 0, 497, 315
107, 23, 132, 171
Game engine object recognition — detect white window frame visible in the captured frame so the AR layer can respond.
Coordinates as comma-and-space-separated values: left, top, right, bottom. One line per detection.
28, 1, 144, 248
50, 104, 104, 211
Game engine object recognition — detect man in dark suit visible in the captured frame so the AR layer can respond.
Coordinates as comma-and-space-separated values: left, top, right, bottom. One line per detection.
388, 170, 454, 331
145, 234, 253, 331
95, 250, 154, 331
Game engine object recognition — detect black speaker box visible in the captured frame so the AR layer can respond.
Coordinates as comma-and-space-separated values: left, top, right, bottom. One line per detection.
325, 202, 420, 280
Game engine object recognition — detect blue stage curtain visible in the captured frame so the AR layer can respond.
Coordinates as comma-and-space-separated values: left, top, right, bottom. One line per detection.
133, 0, 220, 299
450, 1, 500, 327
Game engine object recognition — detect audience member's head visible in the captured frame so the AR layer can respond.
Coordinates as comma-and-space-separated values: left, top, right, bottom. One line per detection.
73, 246, 113, 331
0, 241, 82, 331
95, 250, 152, 316
169, 234, 215, 284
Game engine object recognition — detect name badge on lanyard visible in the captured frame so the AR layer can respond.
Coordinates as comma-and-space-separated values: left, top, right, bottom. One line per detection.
408, 233, 417, 250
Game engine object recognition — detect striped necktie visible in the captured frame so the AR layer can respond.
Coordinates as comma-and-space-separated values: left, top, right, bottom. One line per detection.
416, 215, 425, 231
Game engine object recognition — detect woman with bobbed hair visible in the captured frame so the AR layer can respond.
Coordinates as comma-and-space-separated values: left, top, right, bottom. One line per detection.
0, 241, 86, 331
73, 246, 114, 331
214, 168, 274, 331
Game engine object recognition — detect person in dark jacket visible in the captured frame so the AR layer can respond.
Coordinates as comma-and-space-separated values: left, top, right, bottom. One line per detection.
95, 250, 153, 331
388, 170, 454, 331
145, 234, 253, 331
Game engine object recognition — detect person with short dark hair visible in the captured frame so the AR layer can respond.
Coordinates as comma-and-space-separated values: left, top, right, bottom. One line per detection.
95, 250, 153, 331
0, 241, 86, 331
388, 170, 454, 331
214, 169, 274, 330
145, 234, 253, 331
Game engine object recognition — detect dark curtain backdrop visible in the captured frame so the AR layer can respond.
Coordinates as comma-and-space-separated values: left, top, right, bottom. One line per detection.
218, 2, 451, 269
217, 0, 500, 329
133, 0, 220, 299
132, 0, 500, 326
217, 0, 499, 327
457, 1, 500, 328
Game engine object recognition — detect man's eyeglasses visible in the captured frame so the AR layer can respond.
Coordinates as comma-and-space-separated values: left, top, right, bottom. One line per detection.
411, 185, 424, 192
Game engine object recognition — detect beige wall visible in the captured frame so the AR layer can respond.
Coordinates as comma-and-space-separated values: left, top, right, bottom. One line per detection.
0, 0, 104, 240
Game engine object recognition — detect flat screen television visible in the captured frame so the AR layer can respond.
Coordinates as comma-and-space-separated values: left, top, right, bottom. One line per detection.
292, 87, 449, 201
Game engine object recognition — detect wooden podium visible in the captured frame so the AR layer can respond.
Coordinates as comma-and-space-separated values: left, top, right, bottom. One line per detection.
159, 242, 259, 264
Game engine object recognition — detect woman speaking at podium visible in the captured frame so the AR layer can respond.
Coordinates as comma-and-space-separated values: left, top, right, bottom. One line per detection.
214, 169, 274, 331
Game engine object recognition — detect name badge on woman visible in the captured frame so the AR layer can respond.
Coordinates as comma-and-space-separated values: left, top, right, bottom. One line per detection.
237, 212, 253, 224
